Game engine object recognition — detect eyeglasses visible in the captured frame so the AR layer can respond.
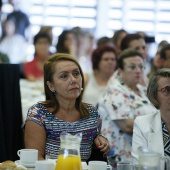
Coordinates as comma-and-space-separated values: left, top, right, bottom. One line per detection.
125, 65, 145, 71
158, 86, 170, 96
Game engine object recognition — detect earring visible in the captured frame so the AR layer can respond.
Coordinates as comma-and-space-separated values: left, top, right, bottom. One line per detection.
52, 90, 56, 96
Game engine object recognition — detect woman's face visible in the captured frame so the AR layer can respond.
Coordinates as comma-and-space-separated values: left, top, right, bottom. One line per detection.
157, 77, 170, 112
120, 56, 144, 87
4, 20, 15, 36
129, 39, 147, 61
98, 52, 117, 74
35, 38, 50, 56
153, 45, 164, 68
47, 60, 82, 101
64, 33, 76, 50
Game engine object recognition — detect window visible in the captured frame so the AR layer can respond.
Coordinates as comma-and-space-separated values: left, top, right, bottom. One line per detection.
28, 0, 97, 40
108, 0, 170, 43
2, 0, 170, 43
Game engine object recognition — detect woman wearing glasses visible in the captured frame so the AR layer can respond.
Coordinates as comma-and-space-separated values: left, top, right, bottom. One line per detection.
97, 49, 156, 162
132, 68, 170, 163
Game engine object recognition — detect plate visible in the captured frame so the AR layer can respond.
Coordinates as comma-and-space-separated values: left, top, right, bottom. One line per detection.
0, 162, 27, 170
15, 160, 35, 168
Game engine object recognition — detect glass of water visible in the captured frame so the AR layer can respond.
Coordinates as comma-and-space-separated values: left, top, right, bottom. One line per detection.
117, 162, 133, 170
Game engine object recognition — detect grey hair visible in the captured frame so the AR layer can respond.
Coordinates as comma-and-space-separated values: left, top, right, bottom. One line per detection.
147, 68, 170, 109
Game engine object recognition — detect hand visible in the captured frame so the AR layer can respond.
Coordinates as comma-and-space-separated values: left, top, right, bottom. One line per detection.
94, 134, 110, 157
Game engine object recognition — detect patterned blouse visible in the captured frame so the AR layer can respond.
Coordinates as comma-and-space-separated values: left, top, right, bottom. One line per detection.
25, 103, 100, 161
98, 73, 157, 162
162, 120, 170, 156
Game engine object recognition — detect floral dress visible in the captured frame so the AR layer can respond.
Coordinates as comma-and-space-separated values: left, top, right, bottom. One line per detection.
98, 73, 157, 162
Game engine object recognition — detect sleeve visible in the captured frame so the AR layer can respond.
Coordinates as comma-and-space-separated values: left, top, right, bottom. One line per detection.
131, 117, 148, 164
23, 60, 35, 78
98, 88, 134, 121
25, 104, 44, 127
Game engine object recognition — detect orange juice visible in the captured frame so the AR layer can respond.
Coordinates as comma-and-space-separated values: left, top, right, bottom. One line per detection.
55, 155, 82, 170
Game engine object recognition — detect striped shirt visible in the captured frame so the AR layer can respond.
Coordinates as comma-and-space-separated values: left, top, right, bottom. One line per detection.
26, 103, 100, 161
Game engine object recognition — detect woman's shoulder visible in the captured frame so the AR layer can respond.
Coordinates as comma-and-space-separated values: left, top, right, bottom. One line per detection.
85, 103, 99, 116
86, 103, 97, 110
135, 111, 160, 126
28, 102, 48, 113
24, 57, 36, 65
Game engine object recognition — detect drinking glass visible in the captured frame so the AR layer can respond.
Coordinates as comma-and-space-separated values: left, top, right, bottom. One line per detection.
117, 162, 133, 170
35, 160, 55, 170
45, 155, 57, 166
88, 161, 107, 170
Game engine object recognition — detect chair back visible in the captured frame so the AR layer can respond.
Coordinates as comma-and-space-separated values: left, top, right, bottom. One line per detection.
0, 64, 24, 162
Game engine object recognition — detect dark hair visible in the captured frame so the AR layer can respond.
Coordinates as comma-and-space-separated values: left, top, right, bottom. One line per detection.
158, 40, 169, 47
97, 36, 112, 47
92, 45, 117, 70
112, 29, 127, 45
42, 53, 89, 118
0, 17, 16, 42
147, 68, 170, 109
121, 34, 143, 51
38, 26, 53, 43
56, 30, 73, 53
160, 44, 170, 59
33, 33, 51, 45
118, 49, 143, 69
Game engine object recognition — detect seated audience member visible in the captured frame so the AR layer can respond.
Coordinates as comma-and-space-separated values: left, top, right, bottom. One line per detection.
132, 68, 170, 163
120, 33, 148, 86
98, 49, 157, 162
79, 31, 95, 73
83, 45, 117, 106
24, 53, 110, 161
97, 36, 114, 47
38, 26, 55, 53
0, 17, 28, 63
160, 44, 170, 68
121, 34, 147, 61
56, 30, 76, 56
38, 26, 53, 44
112, 29, 127, 55
148, 40, 169, 79
71, 27, 95, 73
7, 0, 30, 40
23, 33, 52, 81
71, 26, 88, 59
136, 31, 156, 75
